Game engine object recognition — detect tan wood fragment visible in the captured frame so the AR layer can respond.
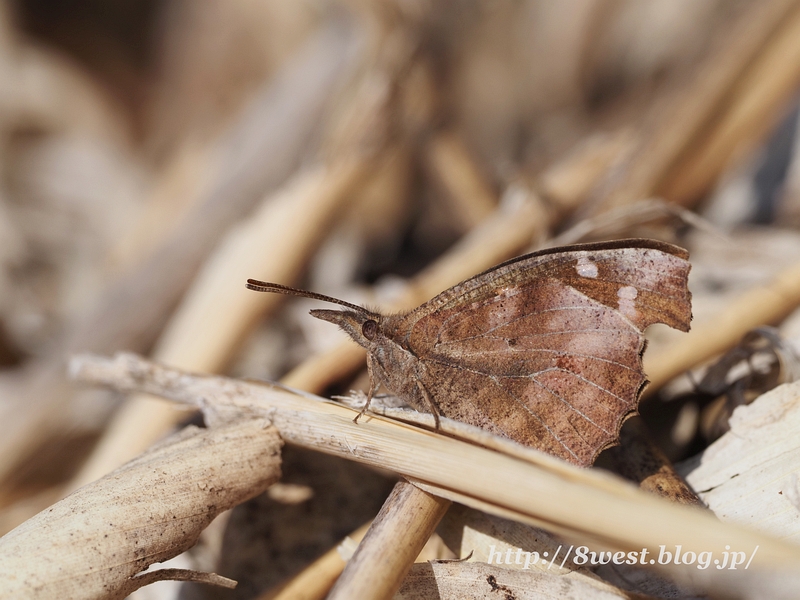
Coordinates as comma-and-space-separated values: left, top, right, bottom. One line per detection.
682, 380, 800, 544
607, 418, 703, 506
0, 419, 282, 600
328, 481, 450, 600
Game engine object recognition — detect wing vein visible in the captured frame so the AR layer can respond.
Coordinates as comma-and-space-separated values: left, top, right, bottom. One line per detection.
528, 376, 612, 435
488, 375, 581, 462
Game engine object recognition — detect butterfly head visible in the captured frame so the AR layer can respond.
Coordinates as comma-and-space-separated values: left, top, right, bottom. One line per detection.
244, 279, 383, 349
310, 309, 382, 349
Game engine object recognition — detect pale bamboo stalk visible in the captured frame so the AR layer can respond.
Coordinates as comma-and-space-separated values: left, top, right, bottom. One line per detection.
424, 130, 498, 229
281, 187, 551, 391
0, 419, 282, 600
0, 21, 357, 493
155, 160, 368, 373
406, 185, 551, 308
588, 0, 798, 214
262, 523, 372, 600
67, 160, 370, 493
643, 258, 800, 393
106, 140, 216, 272
327, 482, 450, 600
659, 0, 800, 203
70, 353, 800, 579
64, 17, 418, 494
538, 130, 636, 213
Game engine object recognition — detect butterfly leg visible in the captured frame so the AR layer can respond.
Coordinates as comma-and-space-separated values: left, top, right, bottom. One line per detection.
415, 377, 441, 430
353, 355, 380, 424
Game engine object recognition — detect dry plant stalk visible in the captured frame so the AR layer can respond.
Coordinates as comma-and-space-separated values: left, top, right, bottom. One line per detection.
328, 481, 450, 600
538, 131, 636, 214
424, 130, 498, 229
63, 19, 358, 360
589, 0, 799, 214
259, 192, 554, 596
660, 0, 800, 203
0, 20, 357, 493
68, 353, 800, 597
433, 504, 685, 598
0, 419, 282, 600
263, 522, 371, 600
69, 158, 372, 492
66, 11, 421, 492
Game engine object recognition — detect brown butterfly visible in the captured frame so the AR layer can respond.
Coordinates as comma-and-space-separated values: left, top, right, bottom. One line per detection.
246, 239, 691, 467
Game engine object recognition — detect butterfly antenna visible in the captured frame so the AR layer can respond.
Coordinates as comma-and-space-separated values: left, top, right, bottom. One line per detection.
245, 279, 377, 316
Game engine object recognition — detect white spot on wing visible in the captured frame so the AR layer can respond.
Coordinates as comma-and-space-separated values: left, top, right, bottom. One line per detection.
576, 257, 598, 278
487, 287, 524, 329
617, 285, 638, 320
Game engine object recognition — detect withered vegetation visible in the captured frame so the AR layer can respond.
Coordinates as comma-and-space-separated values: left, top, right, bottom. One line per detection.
2, 2, 800, 599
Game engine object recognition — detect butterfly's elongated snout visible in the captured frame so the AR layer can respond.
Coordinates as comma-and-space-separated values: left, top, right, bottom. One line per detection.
310, 309, 374, 347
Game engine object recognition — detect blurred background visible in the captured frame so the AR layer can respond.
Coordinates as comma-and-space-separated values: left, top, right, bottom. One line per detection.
2, 0, 800, 598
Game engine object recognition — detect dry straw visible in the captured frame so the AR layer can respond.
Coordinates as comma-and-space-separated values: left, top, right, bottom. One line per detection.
52, 352, 800, 598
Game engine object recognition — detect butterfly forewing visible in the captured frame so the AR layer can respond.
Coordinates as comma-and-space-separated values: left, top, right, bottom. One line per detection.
390, 240, 691, 466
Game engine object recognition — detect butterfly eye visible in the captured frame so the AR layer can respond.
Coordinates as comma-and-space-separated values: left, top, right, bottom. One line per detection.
362, 319, 378, 340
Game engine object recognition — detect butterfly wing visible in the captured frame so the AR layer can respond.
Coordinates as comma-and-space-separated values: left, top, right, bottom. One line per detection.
391, 239, 691, 466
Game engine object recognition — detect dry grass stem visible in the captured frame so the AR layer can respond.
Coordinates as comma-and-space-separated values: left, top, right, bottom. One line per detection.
589, 0, 798, 214
328, 481, 450, 600
262, 522, 371, 600
65, 19, 420, 492
424, 130, 498, 229
0, 20, 357, 494
546, 197, 720, 249
538, 131, 636, 214
433, 505, 675, 597
661, 1, 800, 203
68, 159, 372, 492
70, 353, 800, 596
